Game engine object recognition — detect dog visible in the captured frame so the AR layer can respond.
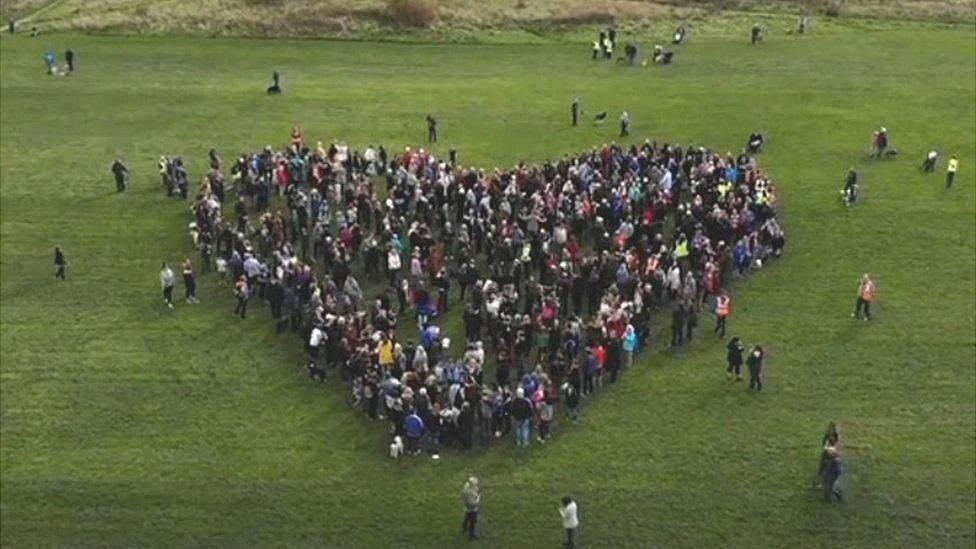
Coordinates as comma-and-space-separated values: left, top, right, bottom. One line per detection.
883, 148, 899, 159
389, 435, 404, 459
306, 361, 327, 383
593, 111, 608, 123
266, 84, 282, 95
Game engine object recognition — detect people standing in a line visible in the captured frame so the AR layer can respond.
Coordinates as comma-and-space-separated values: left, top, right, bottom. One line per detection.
714, 290, 731, 338
946, 155, 958, 188
571, 97, 581, 127
54, 246, 68, 280
851, 273, 876, 321
558, 496, 580, 548
182, 258, 197, 303
746, 345, 764, 390
461, 476, 481, 540
726, 336, 744, 380
426, 114, 438, 143
234, 275, 250, 318
111, 159, 129, 193
159, 262, 176, 309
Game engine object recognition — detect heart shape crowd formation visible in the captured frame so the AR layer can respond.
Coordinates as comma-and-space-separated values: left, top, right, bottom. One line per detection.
177, 127, 785, 455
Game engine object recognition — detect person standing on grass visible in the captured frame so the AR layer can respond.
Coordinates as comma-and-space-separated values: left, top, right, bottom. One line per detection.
111, 159, 129, 192
815, 422, 841, 487
510, 387, 534, 447
159, 262, 176, 309
461, 476, 481, 540
426, 114, 438, 143
54, 246, 68, 280
670, 300, 685, 347
851, 273, 876, 321
558, 496, 580, 548
726, 336, 744, 380
234, 275, 250, 318
946, 155, 958, 188
746, 345, 764, 391
571, 97, 581, 127
619, 111, 631, 137
182, 258, 197, 304
714, 290, 731, 338
65, 49, 75, 74
822, 443, 843, 503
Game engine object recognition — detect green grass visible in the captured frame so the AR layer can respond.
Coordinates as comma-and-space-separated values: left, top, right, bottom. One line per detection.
1, 26, 974, 547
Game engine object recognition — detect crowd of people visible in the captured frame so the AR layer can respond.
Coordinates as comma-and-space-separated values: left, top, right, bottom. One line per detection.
174, 126, 785, 456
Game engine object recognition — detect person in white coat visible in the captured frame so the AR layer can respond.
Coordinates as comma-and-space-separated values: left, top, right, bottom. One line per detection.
559, 496, 580, 548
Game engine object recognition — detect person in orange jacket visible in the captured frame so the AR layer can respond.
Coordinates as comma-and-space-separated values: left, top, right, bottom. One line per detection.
852, 273, 876, 321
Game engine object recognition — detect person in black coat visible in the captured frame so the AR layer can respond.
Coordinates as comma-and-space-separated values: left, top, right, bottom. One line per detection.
65, 49, 75, 73
671, 301, 686, 347
726, 336, 744, 380
111, 159, 129, 192
746, 345, 765, 390
54, 246, 67, 280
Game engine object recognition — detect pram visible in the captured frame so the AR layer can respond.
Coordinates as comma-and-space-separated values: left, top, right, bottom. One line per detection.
673, 26, 688, 45
747, 132, 765, 154
841, 183, 859, 206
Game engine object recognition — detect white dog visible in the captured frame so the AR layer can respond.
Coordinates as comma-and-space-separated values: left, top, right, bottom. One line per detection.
389, 436, 404, 459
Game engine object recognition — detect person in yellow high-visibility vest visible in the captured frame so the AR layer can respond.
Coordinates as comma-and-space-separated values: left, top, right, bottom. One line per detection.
946, 155, 958, 188
714, 290, 732, 338
674, 235, 690, 260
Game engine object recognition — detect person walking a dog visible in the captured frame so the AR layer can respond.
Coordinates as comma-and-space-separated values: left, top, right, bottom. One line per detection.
461, 476, 481, 540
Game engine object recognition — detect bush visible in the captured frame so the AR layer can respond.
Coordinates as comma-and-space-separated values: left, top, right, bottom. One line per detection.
387, 0, 439, 27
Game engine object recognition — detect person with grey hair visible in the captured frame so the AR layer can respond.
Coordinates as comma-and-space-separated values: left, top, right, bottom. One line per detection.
159, 262, 176, 309
461, 476, 481, 540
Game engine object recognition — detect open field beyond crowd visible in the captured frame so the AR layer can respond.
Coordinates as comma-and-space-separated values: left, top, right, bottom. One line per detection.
1, 24, 974, 547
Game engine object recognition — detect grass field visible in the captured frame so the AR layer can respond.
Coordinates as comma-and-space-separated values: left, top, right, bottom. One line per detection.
1, 24, 974, 547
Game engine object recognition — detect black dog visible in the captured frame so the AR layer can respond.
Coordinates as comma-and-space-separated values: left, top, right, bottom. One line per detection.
306, 361, 327, 383
593, 112, 608, 123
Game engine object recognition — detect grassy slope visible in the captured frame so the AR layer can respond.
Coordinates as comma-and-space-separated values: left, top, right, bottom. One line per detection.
2, 0, 974, 38
1, 27, 974, 547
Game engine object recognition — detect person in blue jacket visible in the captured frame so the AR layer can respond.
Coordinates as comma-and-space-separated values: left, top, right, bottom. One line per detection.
404, 409, 425, 455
